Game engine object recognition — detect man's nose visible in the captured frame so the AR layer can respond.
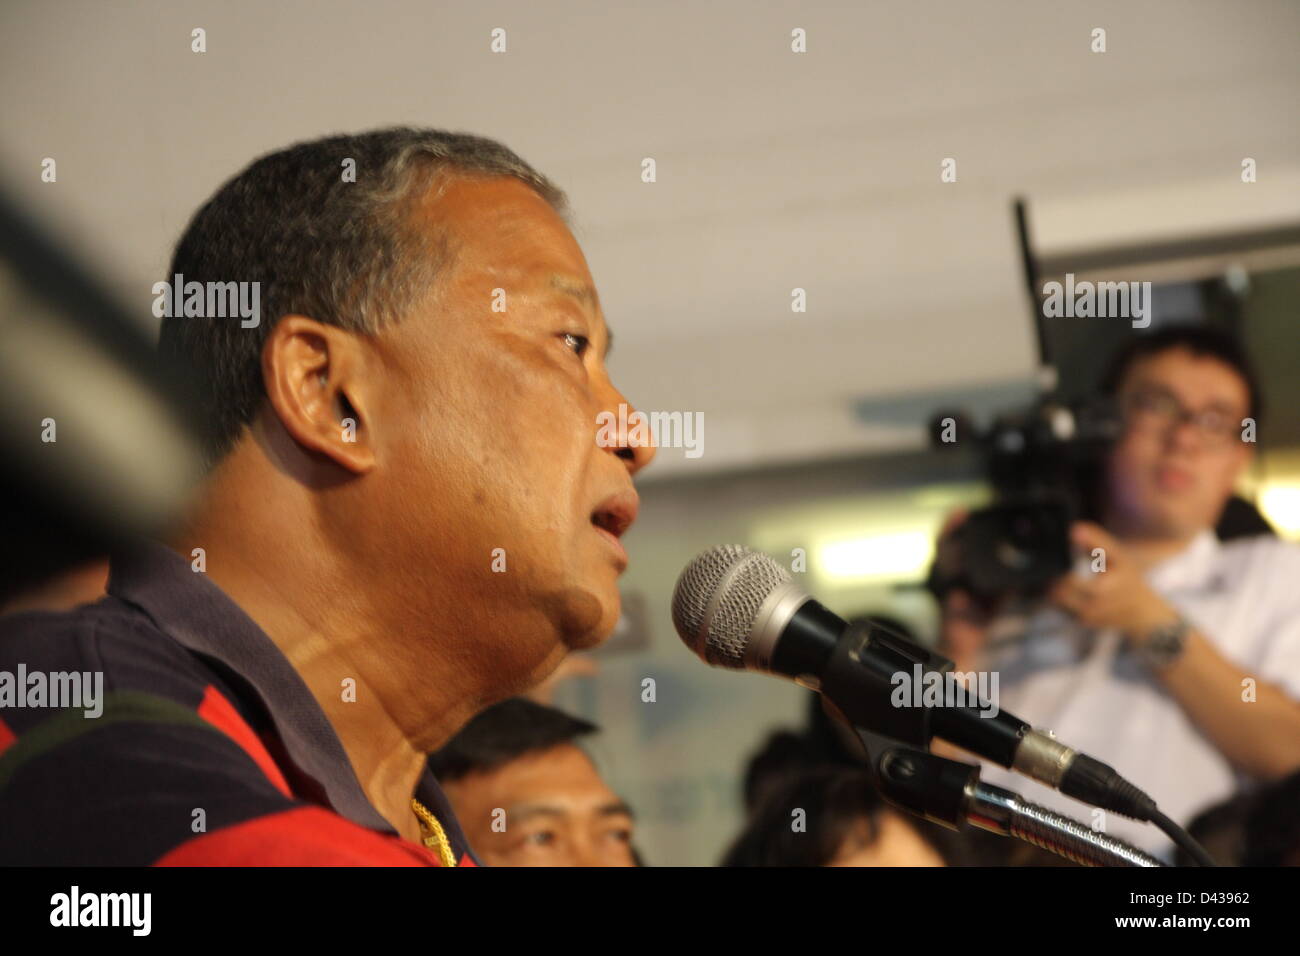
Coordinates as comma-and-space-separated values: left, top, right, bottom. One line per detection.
569, 834, 620, 868
599, 387, 657, 476
1165, 416, 1206, 453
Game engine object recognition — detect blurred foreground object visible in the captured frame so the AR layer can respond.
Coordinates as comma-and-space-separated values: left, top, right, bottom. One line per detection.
0, 184, 203, 602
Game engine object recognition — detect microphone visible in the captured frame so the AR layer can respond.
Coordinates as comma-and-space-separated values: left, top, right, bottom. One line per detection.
671, 544, 1158, 822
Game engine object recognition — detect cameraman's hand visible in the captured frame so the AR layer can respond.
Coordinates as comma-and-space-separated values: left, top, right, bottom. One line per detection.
941, 589, 998, 674
935, 509, 999, 672
1046, 522, 1179, 642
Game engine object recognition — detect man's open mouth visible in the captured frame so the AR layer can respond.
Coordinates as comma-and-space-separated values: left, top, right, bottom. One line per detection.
590, 490, 639, 539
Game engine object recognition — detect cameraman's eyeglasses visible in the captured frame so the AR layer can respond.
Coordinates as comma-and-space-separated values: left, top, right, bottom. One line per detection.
1120, 386, 1243, 447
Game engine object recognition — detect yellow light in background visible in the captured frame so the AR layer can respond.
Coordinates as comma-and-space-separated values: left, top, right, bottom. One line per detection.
1258, 483, 1300, 539
817, 530, 935, 582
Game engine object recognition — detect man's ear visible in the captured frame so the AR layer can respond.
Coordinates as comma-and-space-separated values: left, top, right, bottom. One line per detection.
261, 316, 375, 474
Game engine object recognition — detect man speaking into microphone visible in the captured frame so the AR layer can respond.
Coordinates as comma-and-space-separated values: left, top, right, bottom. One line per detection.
0, 128, 654, 865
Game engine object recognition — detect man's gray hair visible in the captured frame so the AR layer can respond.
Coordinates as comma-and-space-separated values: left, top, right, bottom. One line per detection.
159, 127, 569, 463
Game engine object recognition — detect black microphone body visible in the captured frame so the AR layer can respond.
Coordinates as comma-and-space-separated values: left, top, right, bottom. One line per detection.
769, 597, 1030, 769
672, 545, 1158, 822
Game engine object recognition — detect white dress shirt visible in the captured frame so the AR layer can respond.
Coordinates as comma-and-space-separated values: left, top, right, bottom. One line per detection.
976, 529, 1300, 860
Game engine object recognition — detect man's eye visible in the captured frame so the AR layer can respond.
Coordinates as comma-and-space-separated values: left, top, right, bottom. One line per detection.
1129, 389, 1175, 417
562, 332, 590, 357
526, 831, 557, 846
1197, 411, 1231, 433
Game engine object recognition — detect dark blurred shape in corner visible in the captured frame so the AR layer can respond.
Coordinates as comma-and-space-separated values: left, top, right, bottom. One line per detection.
0, 181, 203, 603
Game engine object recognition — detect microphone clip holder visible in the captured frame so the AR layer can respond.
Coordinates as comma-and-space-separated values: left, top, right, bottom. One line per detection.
819, 619, 954, 749
850, 726, 1164, 866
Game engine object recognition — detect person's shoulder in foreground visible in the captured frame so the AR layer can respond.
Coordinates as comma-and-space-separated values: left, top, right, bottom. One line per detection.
0, 542, 461, 866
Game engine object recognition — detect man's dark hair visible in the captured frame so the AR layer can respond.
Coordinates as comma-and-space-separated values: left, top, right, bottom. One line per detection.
741, 693, 862, 813
1175, 769, 1300, 866
721, 764, 966, 866
428, 698, 598, 783
1100, 324, 1263, 424
159, 127, 569, 464
1177, 790, 1253, 867
1243, 769, 1300, 867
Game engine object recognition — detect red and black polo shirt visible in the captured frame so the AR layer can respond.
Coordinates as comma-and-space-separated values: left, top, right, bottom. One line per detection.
0, 540, 478, 866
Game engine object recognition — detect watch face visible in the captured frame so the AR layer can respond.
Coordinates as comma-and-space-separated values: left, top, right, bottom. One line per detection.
1143, 620, 1188, 667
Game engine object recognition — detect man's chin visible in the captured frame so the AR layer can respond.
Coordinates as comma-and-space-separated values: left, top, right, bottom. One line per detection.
545, 578, 621, 652
565, 598, 621, 652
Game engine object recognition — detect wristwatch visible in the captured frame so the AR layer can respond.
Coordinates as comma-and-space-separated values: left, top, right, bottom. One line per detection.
1134, 616, 1191, 671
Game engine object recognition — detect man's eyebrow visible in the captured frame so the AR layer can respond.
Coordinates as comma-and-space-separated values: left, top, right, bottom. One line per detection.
504, 800, 634, 822
550, 273, 596, 308
1202, 399, 1238, 414
597, 800, 634, 820
506, 803, 568, 823
1132, 380, 1240, 413
549, 273, 612, 358
1128, 380, 1175, 396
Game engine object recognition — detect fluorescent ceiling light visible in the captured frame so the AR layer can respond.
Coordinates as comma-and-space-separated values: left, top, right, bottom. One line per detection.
817, 531, 934, 582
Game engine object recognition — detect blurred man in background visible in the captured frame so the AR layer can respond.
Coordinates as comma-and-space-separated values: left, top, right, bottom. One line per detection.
429, 698, 640, 866
936, 325, 1300, 857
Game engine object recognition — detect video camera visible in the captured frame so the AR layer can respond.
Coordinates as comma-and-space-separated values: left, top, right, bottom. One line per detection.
925, 394, 1121, 604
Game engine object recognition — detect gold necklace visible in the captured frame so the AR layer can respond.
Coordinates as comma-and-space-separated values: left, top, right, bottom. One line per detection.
410, 797, 458, 867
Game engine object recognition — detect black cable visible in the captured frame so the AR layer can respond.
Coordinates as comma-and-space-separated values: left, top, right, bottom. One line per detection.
1058, 753, 1215, 865
1151, 809, 1216, 866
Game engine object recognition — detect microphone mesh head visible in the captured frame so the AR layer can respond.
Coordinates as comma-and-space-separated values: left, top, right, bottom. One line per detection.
671, 545, 792, 669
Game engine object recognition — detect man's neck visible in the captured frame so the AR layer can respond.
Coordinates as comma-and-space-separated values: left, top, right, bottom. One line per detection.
173, 452, 469, 844
1105, 512, 1202, 572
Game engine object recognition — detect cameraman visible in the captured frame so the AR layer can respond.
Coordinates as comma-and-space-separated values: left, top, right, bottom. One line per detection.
936, 326, 1300, 858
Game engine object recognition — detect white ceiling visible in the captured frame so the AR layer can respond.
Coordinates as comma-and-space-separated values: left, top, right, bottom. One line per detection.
3, 0, 1298, 478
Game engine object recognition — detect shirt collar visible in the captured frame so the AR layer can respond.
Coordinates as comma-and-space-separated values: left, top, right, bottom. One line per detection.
1145, 528, 1223, 593
106, 538, 474, 861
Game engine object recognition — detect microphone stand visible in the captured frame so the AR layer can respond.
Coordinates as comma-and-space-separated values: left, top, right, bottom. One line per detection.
854, 727, 1163, 867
